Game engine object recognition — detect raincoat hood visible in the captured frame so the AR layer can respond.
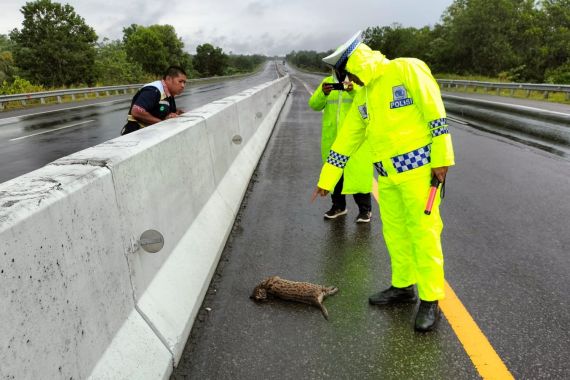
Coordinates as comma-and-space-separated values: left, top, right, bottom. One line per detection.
345, 43, 390, 86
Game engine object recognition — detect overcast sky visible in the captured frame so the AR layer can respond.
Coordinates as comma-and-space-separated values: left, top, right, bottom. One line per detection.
1, 0, 454, 56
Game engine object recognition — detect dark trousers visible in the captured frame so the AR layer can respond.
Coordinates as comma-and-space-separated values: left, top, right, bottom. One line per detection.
121, 121, 142, 136
331, 175, 372, 212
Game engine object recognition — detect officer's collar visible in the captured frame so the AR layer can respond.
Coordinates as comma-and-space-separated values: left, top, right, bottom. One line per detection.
161, 79, 172, 97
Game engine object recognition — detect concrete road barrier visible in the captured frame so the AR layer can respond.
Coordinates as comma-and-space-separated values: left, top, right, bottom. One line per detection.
0, 76, 291, 379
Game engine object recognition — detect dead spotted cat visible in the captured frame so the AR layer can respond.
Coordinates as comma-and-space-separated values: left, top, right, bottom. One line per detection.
251, 276, 338, 320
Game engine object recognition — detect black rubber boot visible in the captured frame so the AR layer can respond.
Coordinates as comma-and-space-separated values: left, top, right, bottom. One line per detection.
368, 285, 417, 305
414, 300, 440, 332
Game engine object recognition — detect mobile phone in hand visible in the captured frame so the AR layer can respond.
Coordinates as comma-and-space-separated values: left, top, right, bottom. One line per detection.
329, 82, 344, 91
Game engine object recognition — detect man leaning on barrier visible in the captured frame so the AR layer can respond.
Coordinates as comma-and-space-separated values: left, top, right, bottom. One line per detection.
312, 31, 455, 332
121, 66, 187, 135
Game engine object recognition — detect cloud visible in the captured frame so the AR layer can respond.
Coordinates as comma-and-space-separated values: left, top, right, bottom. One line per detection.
1, 0, 454, 56
244, 1, 271, 17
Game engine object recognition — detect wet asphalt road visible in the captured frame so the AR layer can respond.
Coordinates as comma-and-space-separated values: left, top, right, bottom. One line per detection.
172, 66, 570, 379
0, 63, 280, 184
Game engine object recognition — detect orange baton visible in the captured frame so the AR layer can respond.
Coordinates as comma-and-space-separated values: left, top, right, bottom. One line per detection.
424, 176, 441, 215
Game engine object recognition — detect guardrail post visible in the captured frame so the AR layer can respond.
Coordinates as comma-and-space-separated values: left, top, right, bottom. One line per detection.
0, 102, 4, 110
496, 87, 500, 96
543, 91, 549, 99
40, 97, 46, 105
71, 94, 75, 101
566, 92, 570, 101
21, 99, 26, 106
105, 91, 110, 96
57, 95, 62, 104
526, 90, 531, 97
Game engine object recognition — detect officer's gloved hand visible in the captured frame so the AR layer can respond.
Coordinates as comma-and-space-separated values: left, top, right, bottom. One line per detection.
322, 83, 333, 95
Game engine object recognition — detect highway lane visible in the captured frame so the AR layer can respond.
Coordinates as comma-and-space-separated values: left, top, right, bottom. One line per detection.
0, 62, 280, 184
172, 66, 570, 378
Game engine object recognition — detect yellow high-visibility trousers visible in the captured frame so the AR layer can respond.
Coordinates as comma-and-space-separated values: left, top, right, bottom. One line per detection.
377, 165, 445, 301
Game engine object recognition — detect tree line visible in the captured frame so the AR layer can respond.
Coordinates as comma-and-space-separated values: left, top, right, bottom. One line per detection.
287, 0, 570, 84
0, 0, 266, 94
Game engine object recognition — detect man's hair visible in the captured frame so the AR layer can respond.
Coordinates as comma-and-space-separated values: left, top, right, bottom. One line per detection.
163, 65, 187, 79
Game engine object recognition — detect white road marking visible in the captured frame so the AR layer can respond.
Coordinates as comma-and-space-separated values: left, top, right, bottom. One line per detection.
293, 76, 315, 95
10, 120, 95, 141
301, 81, 315, 95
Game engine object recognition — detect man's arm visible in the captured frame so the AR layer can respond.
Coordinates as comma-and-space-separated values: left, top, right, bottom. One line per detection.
308, 78, 332, 111
131, 106, 163, 125
132, 106, 179, 125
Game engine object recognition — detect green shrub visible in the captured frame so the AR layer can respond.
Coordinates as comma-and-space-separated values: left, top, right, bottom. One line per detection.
0, 76, 44, 95
545, 61, 570, 84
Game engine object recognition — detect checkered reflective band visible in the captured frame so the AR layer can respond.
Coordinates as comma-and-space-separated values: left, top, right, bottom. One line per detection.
431, 126, 449, 137
374, 161, 388, 177
429, 118, 447, 128
326, 150, 349, 169
429, 118, 449, 137
335, 37, 361, 69
391, 144, 431, 173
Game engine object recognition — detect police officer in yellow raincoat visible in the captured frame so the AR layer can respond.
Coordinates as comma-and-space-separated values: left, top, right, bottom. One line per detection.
309, 74, 373, 222
312, 31, 455, 332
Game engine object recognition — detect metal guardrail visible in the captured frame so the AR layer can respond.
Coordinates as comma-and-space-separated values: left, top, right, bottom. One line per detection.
438, 79, 570, 100
0, 84, 142, 110
0, 72, 259, 111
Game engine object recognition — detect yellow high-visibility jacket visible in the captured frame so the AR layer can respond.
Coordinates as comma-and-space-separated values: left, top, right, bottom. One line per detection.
309, 76, 373, 194
318, 44, 455, 190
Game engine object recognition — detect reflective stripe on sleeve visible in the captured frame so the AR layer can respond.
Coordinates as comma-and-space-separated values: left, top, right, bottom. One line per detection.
326, 150, 349, 169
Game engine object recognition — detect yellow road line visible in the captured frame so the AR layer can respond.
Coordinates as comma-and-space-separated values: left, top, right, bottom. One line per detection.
441, 283, 514, 379
371, 178, 514, 380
